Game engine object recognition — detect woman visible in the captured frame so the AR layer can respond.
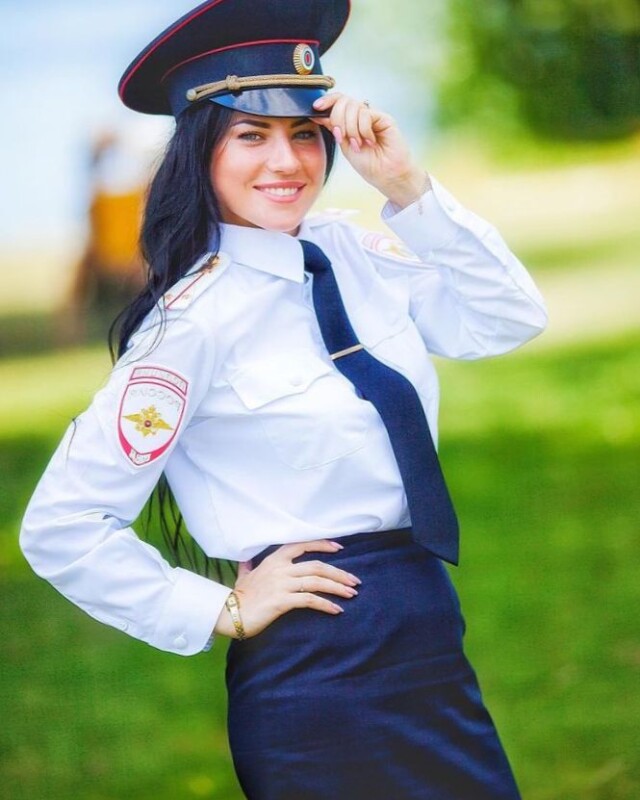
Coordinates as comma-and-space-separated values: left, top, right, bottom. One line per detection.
20, 1, 547, 797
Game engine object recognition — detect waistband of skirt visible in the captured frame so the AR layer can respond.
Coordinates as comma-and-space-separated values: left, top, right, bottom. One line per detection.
251, 526, 415, 567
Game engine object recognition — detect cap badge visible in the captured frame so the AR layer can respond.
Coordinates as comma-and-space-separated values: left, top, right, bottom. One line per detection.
293, 44, 315, 75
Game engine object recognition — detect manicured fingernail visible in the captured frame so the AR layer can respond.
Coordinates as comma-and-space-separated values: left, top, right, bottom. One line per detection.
331, 542, 345, 549
333, 604, 344, 613
365, 139, 375, 147
332, 126, 343, 143
347, 588, 358, 596
350, 575, 362, 585
349, 137, 361, 153
313, 98, 323, 106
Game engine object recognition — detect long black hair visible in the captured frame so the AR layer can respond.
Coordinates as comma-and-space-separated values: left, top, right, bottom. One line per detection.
109, 101, 337, 582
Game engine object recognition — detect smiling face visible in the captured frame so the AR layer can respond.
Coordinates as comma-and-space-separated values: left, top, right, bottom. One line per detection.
209, 113, 327, 235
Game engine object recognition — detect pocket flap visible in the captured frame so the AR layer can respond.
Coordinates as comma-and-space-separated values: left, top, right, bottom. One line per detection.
229, 353, 334, 410
351, 274, 410, 348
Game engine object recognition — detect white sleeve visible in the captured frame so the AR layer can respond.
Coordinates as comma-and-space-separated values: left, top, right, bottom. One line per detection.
19, 311, 231, 656
364, 175, 548, 360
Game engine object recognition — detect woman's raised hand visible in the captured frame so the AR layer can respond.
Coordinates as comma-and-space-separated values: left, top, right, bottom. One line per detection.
214, 539, 361, 639
311, 92, 431, 209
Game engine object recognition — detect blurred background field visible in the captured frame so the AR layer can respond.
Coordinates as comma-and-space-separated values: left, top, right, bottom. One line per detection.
2, 331, 639, 800
1, 1, 639, 798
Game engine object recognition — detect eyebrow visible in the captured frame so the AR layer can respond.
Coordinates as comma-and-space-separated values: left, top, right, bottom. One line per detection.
230, 117, 312, 129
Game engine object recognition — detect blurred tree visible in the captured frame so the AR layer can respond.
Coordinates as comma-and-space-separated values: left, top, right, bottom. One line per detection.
438, 0, 640, 140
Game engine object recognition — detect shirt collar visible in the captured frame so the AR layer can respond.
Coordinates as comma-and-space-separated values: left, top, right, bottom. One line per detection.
214, 223, 308, 283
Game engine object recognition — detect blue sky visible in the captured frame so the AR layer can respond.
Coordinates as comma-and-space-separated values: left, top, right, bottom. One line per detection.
0, 1, 195, 246
0, 1, 436, 248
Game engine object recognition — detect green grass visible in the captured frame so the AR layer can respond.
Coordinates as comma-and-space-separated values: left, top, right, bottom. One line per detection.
518, 227, 640, 274
2, 332, 639, 799
434, 126, 640, 171
436, 335, 640, 799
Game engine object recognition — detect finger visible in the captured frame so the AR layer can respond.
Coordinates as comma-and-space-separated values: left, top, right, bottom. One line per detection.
343, 100, 363, 149
309, 115, 343, 144
289, 592, 344, 615
290, 575, 359, 599
309, 116, 333, 130
324, 93, 351, 145
358, 105, 376, 146
271, 539, 344, 561
371, 110, 396, 137
312, 92, 343, 115
290, 560, 361, 586
312, 93, 344, 139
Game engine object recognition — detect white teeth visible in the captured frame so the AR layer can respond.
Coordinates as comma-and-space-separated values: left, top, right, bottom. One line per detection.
261, 186, 299, 197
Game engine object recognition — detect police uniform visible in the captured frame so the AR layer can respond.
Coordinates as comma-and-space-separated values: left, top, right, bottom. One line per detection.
20, 1, 547, 797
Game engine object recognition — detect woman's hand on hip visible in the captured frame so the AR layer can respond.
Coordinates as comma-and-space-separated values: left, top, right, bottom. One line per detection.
311, 92, 431, 209
214, 539, 361, 639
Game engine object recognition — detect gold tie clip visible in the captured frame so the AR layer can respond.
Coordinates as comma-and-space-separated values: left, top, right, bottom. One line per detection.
330, 344, 364, 361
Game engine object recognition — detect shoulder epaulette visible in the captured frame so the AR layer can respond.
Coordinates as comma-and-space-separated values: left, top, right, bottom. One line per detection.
306, 208, 360, 228
359, 231, 422, 265
162, 251, 231, 311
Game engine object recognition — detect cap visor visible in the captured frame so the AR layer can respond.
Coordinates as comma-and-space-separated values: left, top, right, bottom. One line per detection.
209, 87, 330, 117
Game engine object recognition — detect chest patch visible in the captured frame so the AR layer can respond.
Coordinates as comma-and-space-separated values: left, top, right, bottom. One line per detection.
360, 232, 422, 264
117, 365, 188, 467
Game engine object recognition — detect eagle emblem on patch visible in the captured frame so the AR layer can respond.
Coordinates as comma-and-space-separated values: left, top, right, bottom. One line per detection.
123, 405, 174, 437
117, 366, 188, 467
360, 232, 422, 264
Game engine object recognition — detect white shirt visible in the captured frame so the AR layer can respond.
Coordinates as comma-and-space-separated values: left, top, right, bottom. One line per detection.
20, 177, 547, 656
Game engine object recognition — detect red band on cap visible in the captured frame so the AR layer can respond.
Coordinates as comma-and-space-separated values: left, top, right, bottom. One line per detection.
161, 38, 321, 83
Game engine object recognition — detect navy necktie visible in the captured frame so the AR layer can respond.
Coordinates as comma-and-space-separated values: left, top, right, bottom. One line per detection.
301, 239, 459, 565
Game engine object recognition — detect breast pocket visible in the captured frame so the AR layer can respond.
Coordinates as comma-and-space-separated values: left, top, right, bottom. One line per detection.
351, 274, 436, 397
228, 352, 369, 470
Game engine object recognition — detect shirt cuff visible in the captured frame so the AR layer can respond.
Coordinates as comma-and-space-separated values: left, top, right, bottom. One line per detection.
381, 175, 469, 256
152, 567, 232, 656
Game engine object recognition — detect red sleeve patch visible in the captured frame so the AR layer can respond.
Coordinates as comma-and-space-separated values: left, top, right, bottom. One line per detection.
117, 366, 188, 467
360, 232, 422, 264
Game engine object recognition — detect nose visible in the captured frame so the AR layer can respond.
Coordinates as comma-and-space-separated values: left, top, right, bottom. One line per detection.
266, 132, 301, 174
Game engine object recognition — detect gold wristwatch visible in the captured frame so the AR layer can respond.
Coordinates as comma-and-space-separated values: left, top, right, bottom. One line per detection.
225, 591, 247, 640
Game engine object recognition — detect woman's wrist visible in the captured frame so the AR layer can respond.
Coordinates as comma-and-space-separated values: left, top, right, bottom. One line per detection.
213, 590, 248, 640
214, 592, 242, 638
381, 169, 431, 210
225, 590, 247, 640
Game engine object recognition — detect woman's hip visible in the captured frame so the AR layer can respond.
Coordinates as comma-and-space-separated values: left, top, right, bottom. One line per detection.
225, 527, 469, 703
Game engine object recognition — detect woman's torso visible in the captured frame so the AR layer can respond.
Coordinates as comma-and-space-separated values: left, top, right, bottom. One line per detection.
151, 216, 440, 561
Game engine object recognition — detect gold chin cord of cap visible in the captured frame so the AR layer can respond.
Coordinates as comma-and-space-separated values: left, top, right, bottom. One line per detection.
186, 74, 336, 103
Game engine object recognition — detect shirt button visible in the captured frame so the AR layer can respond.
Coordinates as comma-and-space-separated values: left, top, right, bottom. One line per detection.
173, 635, 188, 650
289, 375, 305, 387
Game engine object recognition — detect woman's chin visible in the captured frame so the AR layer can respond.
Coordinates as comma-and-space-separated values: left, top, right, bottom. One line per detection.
220, 203, 309, 234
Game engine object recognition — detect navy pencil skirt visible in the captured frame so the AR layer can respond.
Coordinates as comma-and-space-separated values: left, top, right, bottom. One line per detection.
225, 527, 521, 800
